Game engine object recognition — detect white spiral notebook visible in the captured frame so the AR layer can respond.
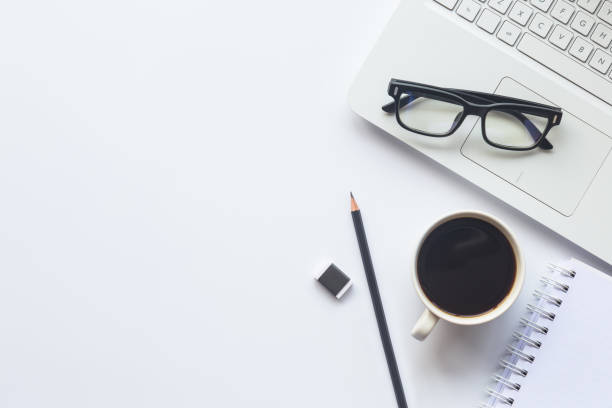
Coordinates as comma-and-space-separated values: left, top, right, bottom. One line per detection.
480, 258, 612, 407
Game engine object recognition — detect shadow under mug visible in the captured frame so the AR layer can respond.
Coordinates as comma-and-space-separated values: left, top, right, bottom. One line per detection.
411, 211, 525, 341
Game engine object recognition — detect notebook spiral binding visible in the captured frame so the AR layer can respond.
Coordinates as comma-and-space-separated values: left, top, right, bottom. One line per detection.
480, 263, 576, 407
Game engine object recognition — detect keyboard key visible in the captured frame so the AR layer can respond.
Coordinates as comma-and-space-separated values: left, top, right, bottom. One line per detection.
489, 0, 513, 14
571, 12, 595, 35
531, 0, 554, 12
529, 13, 554, 37
569, 36, 595, 61
550, 25, 574, 49
434, 0, 459, 9
589, 49, 612, 73
592, 23, 612, 48
551, 0, 576, 23
477, 9, 502, 32
577, 0, 601, 13
517, 33, 612, 105
457, 0, 482, 21
497, 21, 522, 45
510, 1, 534, 25
598, 1, 612, 25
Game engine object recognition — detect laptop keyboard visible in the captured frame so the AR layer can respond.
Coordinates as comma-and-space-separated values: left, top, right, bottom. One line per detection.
433, 0, 612, 105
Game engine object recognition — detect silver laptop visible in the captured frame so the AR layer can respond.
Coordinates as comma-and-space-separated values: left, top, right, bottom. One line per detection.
349, 0, 612, 265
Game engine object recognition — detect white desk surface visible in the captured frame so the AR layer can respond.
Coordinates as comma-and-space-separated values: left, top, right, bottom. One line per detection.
0, 1, 609, 407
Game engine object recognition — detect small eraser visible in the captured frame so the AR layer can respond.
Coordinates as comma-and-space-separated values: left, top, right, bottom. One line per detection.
316, 263, 352, 299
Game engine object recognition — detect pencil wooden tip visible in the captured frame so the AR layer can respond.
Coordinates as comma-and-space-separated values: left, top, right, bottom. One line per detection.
350, 192, 359, 212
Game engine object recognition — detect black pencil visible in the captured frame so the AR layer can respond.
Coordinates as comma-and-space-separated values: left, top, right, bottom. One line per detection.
350, 192, 408, 408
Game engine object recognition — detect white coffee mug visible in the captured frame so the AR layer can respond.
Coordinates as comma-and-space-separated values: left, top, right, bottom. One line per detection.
411, 211, 524, 341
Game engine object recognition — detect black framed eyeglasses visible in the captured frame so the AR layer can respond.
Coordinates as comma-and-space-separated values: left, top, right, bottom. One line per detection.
382, 79, 563, 151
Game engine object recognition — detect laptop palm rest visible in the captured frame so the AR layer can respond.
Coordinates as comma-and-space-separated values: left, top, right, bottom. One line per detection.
460, 77, 612, 216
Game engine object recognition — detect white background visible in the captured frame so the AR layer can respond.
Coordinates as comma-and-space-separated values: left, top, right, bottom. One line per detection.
0, 0, 609, 407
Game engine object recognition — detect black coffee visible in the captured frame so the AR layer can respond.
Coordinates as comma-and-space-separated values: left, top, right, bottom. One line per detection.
417, 217, 516, 316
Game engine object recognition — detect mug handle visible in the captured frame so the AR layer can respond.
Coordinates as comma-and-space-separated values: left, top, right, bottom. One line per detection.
411, 309, 439, 341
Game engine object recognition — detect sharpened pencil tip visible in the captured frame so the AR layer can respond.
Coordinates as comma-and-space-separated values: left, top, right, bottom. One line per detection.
350, 192, 359, 212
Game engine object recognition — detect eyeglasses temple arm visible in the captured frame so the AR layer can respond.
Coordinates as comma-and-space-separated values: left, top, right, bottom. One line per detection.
381, 94, 420, 113
448, 88, 560, 111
